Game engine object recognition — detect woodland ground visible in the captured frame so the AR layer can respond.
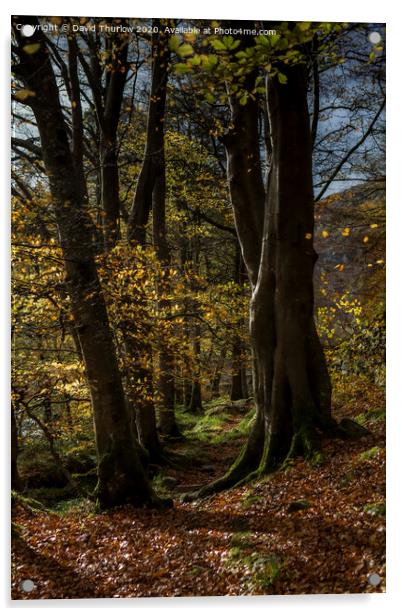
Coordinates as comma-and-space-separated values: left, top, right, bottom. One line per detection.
11, 379, 385, 599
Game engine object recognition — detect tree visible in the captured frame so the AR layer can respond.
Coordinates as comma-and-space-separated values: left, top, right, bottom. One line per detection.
76, 19, 130, 249
127, 20, 180, 439
12, 17, 168, 510
11, 402, 22, 491
187, 24, 358, 497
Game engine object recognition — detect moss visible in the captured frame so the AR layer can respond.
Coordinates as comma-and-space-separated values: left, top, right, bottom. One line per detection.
11, 489, 47, 512
26, 484, 76, 507
358, 446, 382, 462
241, 490, 263, 509
225, 546, 283, 593
11, 521, 24, 541
363, 501, 385, 516
355, 407, 386, 426
309, 451, 325, 467
53, 497, 95, 515
230, 531, 255, 549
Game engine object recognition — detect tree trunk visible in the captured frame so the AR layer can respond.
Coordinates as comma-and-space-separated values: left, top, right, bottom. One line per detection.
12, 19, 167, 510
100, 137, 121, 250
230, 246, 248, 401
11, 403, 22, 491
128, 21, 180, 439
230, 337, 245, 401
187, 46, 336, 499
210, 346, 227, 398
77, 23, 128, 250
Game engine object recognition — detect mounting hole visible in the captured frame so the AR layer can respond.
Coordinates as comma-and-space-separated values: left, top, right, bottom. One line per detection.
21, 579, 35, 592
368, 572, 381, 586
21, 24, 35, 37
368, 32, 381, 45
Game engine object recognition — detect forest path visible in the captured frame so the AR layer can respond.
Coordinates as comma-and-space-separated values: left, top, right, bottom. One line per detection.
12, 389, 385, 598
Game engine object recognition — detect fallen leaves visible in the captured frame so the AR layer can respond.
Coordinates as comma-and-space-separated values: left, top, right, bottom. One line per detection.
11, 392, 385, 599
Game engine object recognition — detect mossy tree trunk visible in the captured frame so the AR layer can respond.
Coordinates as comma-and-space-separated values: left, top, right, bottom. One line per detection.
188, 48, 337, 499
12, 18, 166, 510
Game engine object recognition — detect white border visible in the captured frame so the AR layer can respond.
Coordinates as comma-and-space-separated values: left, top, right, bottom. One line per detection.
2, 1, 401, 614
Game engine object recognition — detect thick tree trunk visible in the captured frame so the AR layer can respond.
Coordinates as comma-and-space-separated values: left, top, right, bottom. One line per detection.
230, 247, 248, 401
12, 19, 167, 510
187, 48, 336, 499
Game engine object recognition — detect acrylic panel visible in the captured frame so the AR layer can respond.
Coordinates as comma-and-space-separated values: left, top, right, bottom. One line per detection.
11, 15, 385, 599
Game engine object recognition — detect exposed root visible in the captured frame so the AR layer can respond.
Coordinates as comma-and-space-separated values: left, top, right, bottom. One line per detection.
285, 424, 322, 463
182, 441, 261, 501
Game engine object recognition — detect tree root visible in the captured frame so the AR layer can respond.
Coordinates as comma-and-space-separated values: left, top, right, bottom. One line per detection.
182, 443, 260, 501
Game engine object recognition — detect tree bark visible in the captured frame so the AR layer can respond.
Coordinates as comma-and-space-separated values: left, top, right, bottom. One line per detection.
12, 19, 168, 510
210, 346, 227, 398
127, 21, 180, 439
78, 23, 129, 250
230, 246, 248, 401
187, 41, 337, 499
11, 403, 22, 491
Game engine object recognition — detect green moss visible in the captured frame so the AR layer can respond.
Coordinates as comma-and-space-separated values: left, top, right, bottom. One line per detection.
309, 451, 325, 467
176, 399, 255, 447
241, 490, 263, 509
355, 407, 386, 427
358, 446, 382, 462
11, 490, 47, 512
26, 484, 76, 507
225, 546, 283, 593
53, 497, 95, 515
363, 501, 386, 516
230, 531, 255, 549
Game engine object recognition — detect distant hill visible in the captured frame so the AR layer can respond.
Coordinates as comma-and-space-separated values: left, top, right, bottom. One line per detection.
314, 183, 385, 308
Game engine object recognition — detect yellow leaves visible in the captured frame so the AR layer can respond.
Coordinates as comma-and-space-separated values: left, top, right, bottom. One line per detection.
363, 236, 369, 244
321, 230, 330, 239
22, 43, 41, 55
341, 228, 350, 237
335, 263, 345, 272
305, 233, 312, 240
370, 223, 378, 229
14, 89, 36, 101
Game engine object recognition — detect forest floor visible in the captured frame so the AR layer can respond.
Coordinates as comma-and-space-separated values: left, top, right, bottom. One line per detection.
11, 380, 385, 599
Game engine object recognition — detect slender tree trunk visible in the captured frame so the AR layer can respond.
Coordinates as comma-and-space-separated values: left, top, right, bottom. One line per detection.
210, 346, 227, 398
11, 403, 22, 491
128, 21, 180, 440
100, 136, 121, 250
230, 337, 245, 401
12, 19, 167, 510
